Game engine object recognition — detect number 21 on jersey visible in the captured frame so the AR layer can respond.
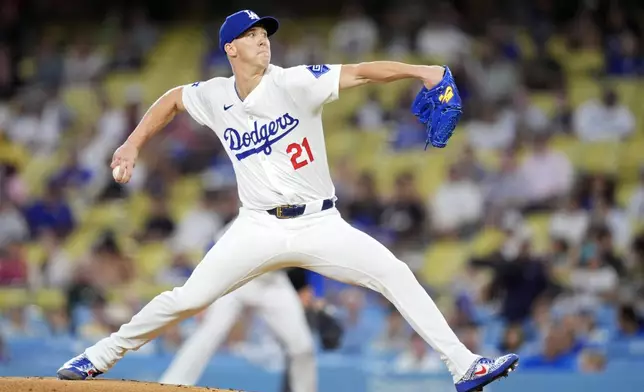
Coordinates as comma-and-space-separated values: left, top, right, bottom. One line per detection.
287, 137, 314, 170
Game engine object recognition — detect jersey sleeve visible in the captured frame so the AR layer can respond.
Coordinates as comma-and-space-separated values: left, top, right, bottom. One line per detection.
181, 79, 218, 127
281, 64, 342, 112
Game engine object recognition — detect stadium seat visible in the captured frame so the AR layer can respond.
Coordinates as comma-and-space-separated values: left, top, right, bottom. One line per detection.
525, 213, 552, 254
469, 227, 506, 257
572, 141, 620, 173
421, 240, 470, 288
0, 288, 29, 310
34, 289, 66, 310
133, 241, 173, 280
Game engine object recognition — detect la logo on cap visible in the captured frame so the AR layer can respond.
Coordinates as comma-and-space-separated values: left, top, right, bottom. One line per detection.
244, 10, 259, 19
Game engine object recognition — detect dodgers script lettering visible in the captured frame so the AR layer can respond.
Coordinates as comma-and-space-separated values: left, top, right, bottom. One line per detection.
224, 113, 300, 160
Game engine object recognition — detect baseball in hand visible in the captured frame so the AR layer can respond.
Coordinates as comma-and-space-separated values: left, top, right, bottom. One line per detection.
112, 166, 123, 181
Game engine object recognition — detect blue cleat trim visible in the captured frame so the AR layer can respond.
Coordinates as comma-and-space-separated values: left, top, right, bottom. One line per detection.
57, 354, 103, 381
455, 354, 519, 392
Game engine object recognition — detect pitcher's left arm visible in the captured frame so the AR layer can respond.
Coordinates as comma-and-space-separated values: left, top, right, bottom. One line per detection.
340, 62, 462, 150
339, 62, 445, 90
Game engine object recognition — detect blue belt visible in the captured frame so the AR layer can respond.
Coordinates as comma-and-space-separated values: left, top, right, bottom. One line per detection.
267, 199, 335, 219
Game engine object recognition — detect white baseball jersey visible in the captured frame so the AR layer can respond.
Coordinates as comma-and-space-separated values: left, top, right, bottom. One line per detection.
182, 64, 342, 210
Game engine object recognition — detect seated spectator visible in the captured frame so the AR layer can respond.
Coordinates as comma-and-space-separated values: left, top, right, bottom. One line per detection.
390, 111, 427, 150
37, 229, 73, 289
569, 238, 619, 304
50, 151, 93, 193
283, 33, 327, 69
465, 102, 517, 151
171, 190, 224, 254
0, 197, 28, 248
416, 3, 471, 63
519, 134, 574, 211
498, 323, 526, 355
511, 87, 549, 138
482, 149, 527, 216
63, 38, 107, 85
351, 89, 388, 130
346, 171, 383, 232
627, 167, 644, 222
23, 182, 75, 239
329, 4, 378, 60
381, 172, 426, 249
430, 164, 483, 238
521, 325, 579, 370
594, 226, 626, 277
142, 197, 176, 242
0, 240, 28, 286
614, 304, 644, 340
466, 40, 519, 103
578, 349, 606, 373
372, 305, 411, 353
577, 173, 616, 211
33, 36, 64, 89
1, 164, 28, 206
489, 239, 550, 323
84, 232, 134, 290
550, 88, 574, 134
79, 93, 127, 177
335, 288, 377, 355
457, 322, 498, 358
573, 87, 635, 142
331, 156, 358, 211
451, 144, 487, 183
589, 199, 632, 252
549, 197, 590, 246
605, 31, 643, 77
157, 253, 195, 287
393, 332, 443, 373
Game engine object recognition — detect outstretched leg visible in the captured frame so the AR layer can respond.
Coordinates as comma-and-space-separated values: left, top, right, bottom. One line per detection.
58, 212, 286, 379
292, 210, 518, 391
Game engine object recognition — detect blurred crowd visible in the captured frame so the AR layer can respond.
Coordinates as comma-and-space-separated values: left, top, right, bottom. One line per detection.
1, 0, 644, 377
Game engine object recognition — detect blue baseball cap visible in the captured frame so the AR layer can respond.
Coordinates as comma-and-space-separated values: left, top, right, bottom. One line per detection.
219, 10, 279, 53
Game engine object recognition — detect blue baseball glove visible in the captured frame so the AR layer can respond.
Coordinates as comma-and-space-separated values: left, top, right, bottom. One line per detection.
411, 66, 463, 150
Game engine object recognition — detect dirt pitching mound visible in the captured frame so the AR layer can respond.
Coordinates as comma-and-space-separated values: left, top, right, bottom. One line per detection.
0, 377, 245, 392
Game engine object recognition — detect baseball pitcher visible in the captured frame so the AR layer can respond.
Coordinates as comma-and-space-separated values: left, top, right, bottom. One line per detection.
58, 9, 518, 392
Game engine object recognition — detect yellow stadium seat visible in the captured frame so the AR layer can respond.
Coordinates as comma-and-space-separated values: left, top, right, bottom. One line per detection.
62, 85, 101, 126
421, 241, 470, 288
134, 241, 173, 280
0, 288, 29, 309
469, 227, 506, 257
63, 226, 102, 260
572, 141, 620, 174
568, 77, 602, 108
618, 136, 644, 183
25, 243, 46, 267
516, 29, 537, 60
525, 213, 552, 254
34, 289, 66, 310
617, 183, 638, 209
530, 92, 557, 116
0, 139, 30, 169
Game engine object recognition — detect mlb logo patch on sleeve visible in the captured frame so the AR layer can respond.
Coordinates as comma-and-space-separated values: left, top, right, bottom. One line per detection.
306, 65, 330, 79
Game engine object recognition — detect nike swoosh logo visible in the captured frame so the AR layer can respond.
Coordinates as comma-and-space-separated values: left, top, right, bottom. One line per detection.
224, 104, 234, 111
475, 367, 488, 376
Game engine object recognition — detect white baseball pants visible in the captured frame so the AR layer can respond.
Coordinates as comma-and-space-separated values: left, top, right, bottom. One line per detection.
85, 207, 478, 385
157, 271, 315, 392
